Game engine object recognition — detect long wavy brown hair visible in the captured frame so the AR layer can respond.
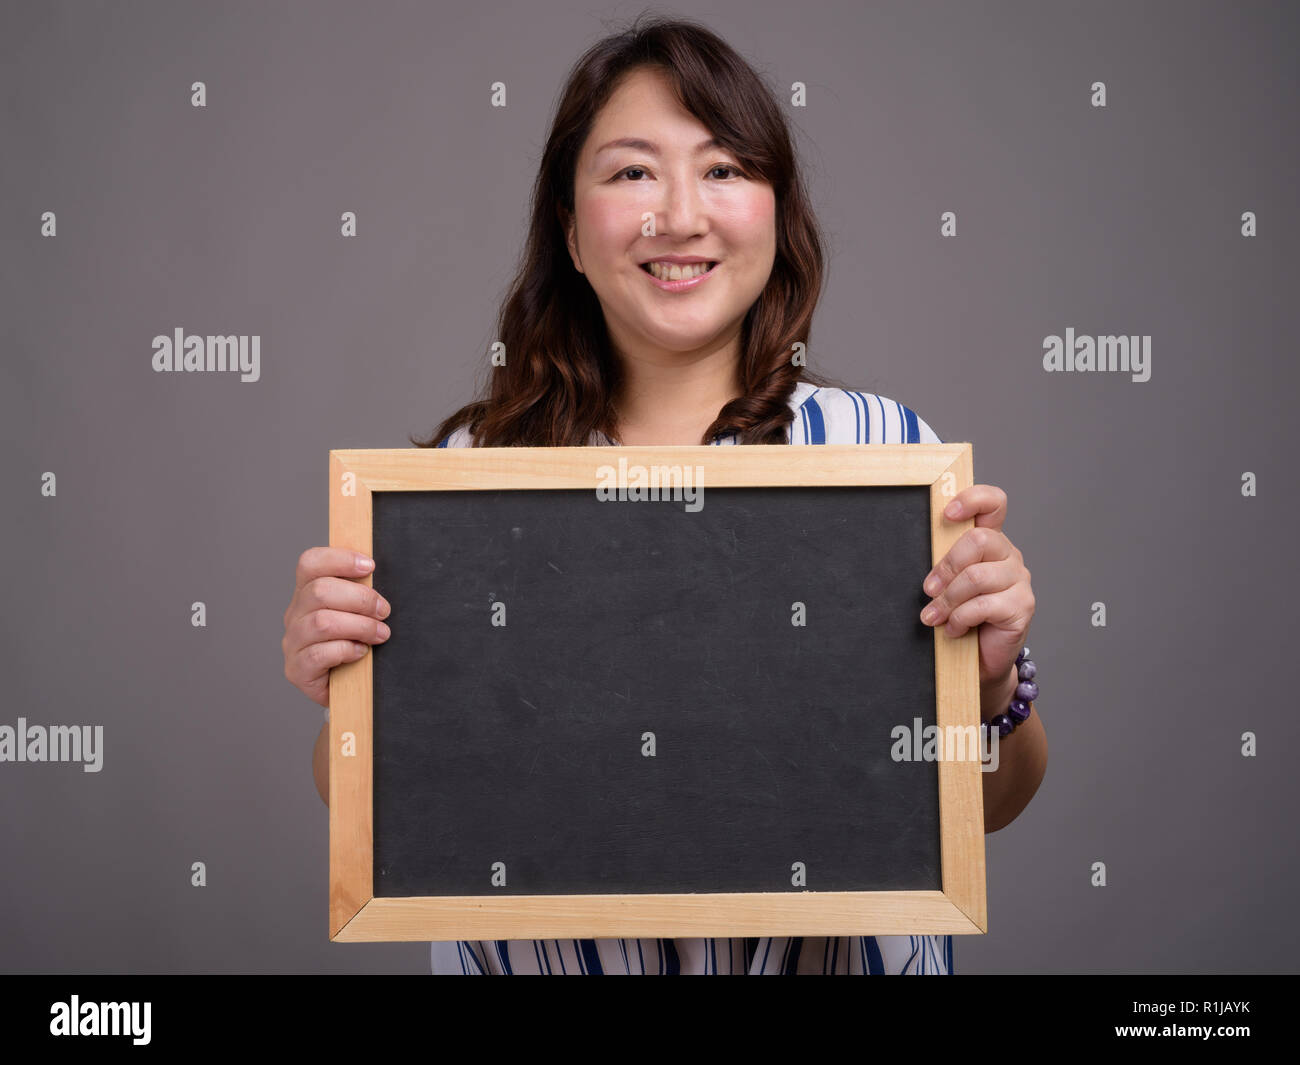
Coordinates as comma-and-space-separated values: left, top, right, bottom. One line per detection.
414, 13, 842, 449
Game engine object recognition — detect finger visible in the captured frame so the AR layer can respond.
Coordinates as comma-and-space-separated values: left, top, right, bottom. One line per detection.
295, 546, 374, 593
942, 484, 1008, 529
920, 558, 1019, 627
939, 585, 1034, 639
921, 526, 1013, 600
285, 607, 391, 660
288, 575, 390, 630
285, 637, 371, 698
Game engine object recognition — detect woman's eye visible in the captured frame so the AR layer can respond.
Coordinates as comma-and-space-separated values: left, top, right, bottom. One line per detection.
710, 165, 742, 179
618, 167, 647, 181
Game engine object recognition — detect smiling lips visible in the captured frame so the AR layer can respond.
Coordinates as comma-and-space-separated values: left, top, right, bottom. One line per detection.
640, 259, 718, 290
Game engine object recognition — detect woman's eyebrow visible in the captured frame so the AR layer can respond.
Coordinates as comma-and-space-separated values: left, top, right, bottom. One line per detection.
592, 135, 721, 159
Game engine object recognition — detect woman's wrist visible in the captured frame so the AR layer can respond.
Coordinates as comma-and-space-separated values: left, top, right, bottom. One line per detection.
981, 648, 1039, 738
979, 662, 1020, 724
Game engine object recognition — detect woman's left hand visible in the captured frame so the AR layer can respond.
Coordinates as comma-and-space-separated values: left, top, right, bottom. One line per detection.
919, 484, 1035, 691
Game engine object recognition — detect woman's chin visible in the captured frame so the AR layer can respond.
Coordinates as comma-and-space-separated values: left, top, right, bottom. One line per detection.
641, 330, 727, 355
633, 313, 739, 348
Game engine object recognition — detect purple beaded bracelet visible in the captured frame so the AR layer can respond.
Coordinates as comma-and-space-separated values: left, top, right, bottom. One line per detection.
982, 647, 1037, 741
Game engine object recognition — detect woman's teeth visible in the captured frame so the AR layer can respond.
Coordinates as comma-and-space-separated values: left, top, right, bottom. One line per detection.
643, 261, 714, 281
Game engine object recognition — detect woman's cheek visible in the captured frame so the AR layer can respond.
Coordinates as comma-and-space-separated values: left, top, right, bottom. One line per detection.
715, 189, 776, 258
585, 189, 655, 244
744, 185, 777, 223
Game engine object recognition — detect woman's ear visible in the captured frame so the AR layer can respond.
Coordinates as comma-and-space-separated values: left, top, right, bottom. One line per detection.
558, 206, 583, 274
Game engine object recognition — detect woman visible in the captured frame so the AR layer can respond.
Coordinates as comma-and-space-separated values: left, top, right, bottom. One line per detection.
282, 15, 1047, 974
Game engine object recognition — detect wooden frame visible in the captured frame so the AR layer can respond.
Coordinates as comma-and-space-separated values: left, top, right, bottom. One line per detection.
328, 444, 985, 942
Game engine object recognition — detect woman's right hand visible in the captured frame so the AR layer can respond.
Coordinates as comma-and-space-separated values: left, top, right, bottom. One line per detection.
282, 546, 391, 707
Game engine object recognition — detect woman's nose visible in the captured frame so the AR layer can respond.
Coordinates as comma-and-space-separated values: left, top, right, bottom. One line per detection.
654, 178, 707, 237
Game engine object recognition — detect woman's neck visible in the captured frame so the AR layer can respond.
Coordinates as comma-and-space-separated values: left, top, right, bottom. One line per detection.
609, 335, 743, 446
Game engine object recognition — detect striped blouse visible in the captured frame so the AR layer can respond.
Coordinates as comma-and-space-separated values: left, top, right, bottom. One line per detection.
430, 381, 952, 974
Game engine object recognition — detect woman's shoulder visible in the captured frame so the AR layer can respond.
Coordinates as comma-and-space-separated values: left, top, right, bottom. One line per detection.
787, 382, 942, 445
433, 424, 476, 448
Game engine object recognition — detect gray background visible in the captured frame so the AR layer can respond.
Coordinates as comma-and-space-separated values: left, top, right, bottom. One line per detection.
1, 0, 1295, 973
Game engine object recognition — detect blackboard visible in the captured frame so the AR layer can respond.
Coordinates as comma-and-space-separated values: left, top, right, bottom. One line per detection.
371, 484, 941, 898
327, 444, 985, 942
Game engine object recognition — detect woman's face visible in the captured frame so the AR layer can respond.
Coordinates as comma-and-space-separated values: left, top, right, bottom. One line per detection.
565, 66, 777, 365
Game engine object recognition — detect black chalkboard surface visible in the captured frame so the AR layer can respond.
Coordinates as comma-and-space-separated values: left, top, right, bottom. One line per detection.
370, 484, 940, 899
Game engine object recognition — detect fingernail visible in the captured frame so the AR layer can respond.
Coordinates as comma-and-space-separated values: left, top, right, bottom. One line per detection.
376, 622, 390, 640
356, 555, 375, 572
921, 606, 939, 624
923, 575, 940, 595
376, 597, 391, 618
352, 642, 369, 655
945, 501, 961, 517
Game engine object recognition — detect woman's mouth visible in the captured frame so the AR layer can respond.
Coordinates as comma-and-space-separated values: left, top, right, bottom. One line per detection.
639, 260, 718, 291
